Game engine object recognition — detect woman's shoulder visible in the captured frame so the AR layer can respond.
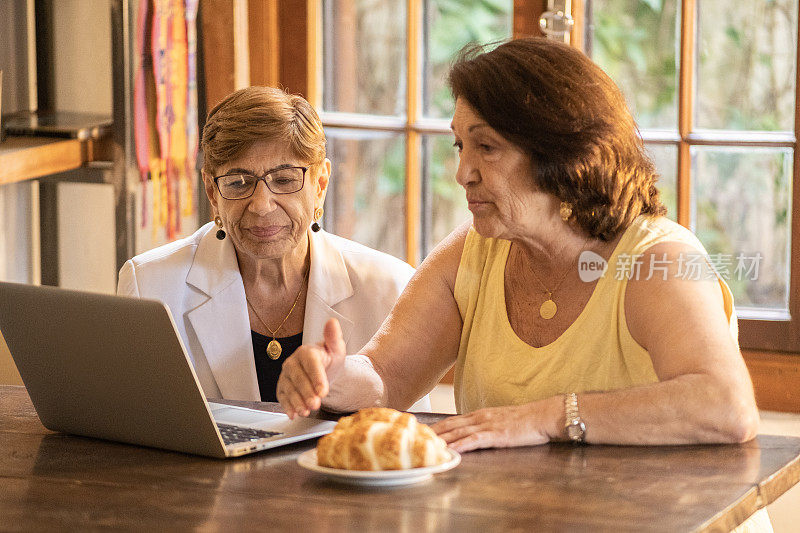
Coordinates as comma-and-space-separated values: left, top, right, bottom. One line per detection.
416, 221, 473, 294
450, 222, 509, 277
118, 223, 217, 297
623, 215, 704, 253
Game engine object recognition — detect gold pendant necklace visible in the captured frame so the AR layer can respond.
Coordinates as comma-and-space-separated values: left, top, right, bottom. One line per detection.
266, 339, 282, 359
246, 270, 308, 360
539, 293, 558, 320
525, 236, 590, 320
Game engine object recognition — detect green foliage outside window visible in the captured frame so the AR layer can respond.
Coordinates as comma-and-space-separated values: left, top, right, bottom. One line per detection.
589, 0, 797, 310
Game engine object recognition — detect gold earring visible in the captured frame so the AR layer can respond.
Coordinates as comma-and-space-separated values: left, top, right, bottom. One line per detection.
560, 202, 573, 222
214, 215, 226, 240
311, 207, 323, 232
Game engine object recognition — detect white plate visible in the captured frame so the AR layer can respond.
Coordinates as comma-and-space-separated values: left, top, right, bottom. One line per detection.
297, 448, 461, 487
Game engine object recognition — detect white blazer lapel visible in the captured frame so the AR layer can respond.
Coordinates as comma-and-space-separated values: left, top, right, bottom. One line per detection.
303, 230, 355, 347
185, 230, 260, 400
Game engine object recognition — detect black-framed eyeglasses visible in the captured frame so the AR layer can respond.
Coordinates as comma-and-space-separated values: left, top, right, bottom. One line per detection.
213, 165, 308, 200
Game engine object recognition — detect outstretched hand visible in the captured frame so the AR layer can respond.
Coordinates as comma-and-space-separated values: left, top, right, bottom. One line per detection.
276, 318, 346, 419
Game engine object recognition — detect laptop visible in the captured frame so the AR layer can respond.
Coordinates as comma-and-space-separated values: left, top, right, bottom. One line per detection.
1, 111, 112, 141
0, 282, 336, 458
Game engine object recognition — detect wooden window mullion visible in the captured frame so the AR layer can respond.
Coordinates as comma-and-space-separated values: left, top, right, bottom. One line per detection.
513, 0, 547, 38
791, 11, 800, 340
569, 0, 585, 49
677, 0, 696, 229
276, 0, 313, 99
405, 0, 422, 266
248, 0, 280, 88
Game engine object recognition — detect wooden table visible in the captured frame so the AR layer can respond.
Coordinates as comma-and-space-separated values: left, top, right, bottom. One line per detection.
2, 385, 799, 532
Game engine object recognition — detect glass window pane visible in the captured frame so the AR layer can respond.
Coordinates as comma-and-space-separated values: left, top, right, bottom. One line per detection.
422, 0, 512, 119
645, 143, 678, 221
422, 135, 471, 255
585, 0, 679, 129
325, 129, 406, 260
322, 0, 407, 116
692, 147, 792, 312
696, 0, 798, 131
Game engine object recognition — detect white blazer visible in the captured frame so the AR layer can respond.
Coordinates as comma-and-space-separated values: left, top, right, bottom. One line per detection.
118, 222, 430, 410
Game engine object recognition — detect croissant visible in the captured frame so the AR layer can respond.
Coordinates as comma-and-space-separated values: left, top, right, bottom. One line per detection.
316, 407, 451, 470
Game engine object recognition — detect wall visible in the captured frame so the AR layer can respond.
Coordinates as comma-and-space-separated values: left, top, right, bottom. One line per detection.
51, 1, 115, 292
0, 0, 38, 286
0, 0, 113, 385
0, 0, 34, 114
52, 0, 112, 115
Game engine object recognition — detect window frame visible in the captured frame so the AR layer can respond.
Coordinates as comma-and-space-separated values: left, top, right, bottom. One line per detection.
573, 0, 800, 352
295, 0, 546, 266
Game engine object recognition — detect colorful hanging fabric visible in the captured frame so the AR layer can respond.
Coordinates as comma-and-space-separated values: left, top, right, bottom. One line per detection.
151, 0, 170, 238
133, 0, 152, 227
135, 0, 198, 242
168, 0, 189, 236
184, 0, 199, 217
152, 0, 182, 240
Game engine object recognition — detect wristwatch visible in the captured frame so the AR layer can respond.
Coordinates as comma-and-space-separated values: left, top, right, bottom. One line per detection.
564, 393, 586, 444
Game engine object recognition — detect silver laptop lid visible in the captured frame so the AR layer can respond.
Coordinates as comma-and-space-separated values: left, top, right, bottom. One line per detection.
0, 282, 228, 458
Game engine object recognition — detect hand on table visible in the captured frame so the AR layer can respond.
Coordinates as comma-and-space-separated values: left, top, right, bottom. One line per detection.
276, 318, 346, 419
430, 403, 555, 453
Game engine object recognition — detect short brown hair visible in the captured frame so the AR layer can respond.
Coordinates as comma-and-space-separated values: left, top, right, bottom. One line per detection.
449, 38, 665, 241
201, 86, 326, 175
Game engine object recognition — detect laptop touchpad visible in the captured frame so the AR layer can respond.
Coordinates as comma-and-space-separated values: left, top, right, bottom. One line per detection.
211, 406, 285, 426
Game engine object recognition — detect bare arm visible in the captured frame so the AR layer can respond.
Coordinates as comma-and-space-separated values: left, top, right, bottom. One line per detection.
276, 222, 469, 417
360, 223, 470, 409
434, 241, 759, 450
576, 241, 758, 444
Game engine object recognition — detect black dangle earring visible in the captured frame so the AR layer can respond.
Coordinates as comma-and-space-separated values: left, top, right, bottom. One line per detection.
214, 215, 226, 240
311, 207, 323, 232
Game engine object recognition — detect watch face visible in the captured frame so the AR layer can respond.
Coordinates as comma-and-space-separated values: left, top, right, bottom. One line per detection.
567, 420, 586, 442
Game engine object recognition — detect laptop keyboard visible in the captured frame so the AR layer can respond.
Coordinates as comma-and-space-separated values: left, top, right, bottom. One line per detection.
217, 423, 282, 446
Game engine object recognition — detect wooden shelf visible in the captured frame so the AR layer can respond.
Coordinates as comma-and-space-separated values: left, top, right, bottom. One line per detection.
0, 135, 111, 186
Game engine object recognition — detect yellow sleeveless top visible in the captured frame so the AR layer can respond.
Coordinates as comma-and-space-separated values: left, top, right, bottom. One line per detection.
453, 215, 738, 414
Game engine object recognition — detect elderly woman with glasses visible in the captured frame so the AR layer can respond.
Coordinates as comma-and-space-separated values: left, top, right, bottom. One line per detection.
118, 86, 429, 410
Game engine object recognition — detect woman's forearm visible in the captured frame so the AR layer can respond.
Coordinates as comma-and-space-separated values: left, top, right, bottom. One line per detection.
562, 374, 759, 445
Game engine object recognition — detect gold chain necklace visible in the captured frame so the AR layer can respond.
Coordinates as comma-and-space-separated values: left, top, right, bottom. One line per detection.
524, 237, 590, 320
245, 270, 308, 360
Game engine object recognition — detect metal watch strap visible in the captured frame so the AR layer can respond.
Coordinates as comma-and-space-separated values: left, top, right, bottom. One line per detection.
564, 393, 586, 443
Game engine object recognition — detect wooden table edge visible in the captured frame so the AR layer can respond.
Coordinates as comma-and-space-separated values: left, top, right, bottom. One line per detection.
696, 436, 800, 532
758, 445, 800, 505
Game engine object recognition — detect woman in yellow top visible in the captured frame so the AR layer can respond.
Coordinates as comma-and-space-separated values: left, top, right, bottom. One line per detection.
276, 38, 759, 450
